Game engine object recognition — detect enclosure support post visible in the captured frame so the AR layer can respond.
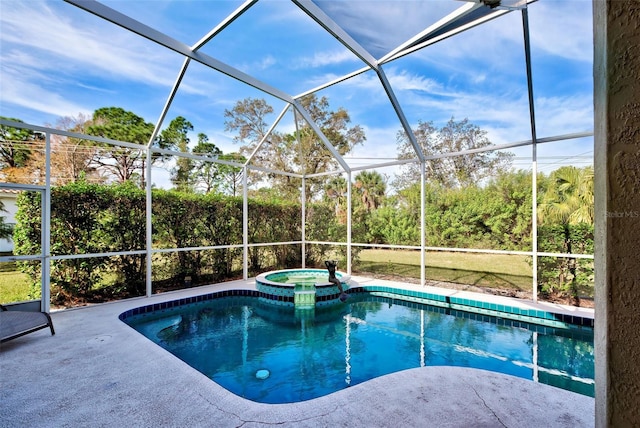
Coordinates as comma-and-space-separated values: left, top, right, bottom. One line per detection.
41, 132, 52, 313
346, 172, 352, 275
301, 176, 306, 269
531, 147, 538, 302
145, 148, 153, 297
522, 8, 538, 302
242, 166, 248, 280
420, 160, 426, 286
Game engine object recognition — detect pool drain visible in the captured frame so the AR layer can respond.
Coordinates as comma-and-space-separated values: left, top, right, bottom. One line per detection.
256, 369, 270, 380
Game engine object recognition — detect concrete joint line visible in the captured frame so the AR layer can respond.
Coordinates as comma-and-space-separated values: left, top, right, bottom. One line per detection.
469, 384, 507, 428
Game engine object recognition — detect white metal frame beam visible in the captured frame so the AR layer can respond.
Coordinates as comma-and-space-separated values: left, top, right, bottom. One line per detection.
192, 0, 258, 50
376, 67, 425, 162
147, 58, 191, 149
295, 65, 371, 100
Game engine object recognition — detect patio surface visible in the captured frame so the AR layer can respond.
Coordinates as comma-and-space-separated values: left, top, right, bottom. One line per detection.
0, 276, 594, 427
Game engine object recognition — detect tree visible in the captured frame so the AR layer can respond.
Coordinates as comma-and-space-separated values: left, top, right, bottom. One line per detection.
224, 98, 273, 152
323, 176, 348, 223
294, 95, 365, 197
192, 133, 223, 194
0, 117, 36, 168
367, 204, 419, 245
224, 97, 280, 192
354, 170, 386, 212
217, 152, 246, 197
538, 166, 594, 227
395, 118, 513, 190
538, 166, 594, 302
50, 113, 102, 184
86, 107, 155, 184
482, 170, 533, 250
224, 95, 365, 200
0, 200, 13, 241
0, 117, 44, 183
161, 117, 195, 192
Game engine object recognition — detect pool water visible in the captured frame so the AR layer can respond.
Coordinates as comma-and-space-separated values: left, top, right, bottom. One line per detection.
124, 294, 594, 403
274, 274, 321, 286
265, 270, 341, 286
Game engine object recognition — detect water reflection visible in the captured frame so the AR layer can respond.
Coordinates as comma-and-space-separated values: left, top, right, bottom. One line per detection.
127, 294, 594, 403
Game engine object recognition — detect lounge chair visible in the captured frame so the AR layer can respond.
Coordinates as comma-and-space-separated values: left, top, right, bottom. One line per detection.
0, 304, 55, 343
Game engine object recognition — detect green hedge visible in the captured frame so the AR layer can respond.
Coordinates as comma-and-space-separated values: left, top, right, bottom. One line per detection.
13, 181, 594, 305
14, 183, 319, 304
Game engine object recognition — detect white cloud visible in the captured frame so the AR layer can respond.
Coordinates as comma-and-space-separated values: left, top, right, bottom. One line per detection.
527, 2, 593, 63
236, 54, 278, 75
386, 69, 443, 93
350, 126, 399, 158
0, 2, 178, 86
472, 73, 487, 85
308, 67, 441, 99
75, 83, 117, 94
1, 68, 90, 118
1, 52, 90, 117
534, 94, 594, 136
257, 55, 277, 70
0, 0, 191, 121
294, 49, 358, 69
347, 69, 591, 149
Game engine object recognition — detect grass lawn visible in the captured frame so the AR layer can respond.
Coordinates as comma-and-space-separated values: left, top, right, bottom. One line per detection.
354, 249, 533, 291
0, 270, 32, 304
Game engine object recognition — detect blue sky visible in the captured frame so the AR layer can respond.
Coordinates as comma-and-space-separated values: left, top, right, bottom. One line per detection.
0, 0, 593, 184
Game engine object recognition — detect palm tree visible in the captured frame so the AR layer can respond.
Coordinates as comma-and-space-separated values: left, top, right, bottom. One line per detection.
325, 176, 348, 223
538, 166, 594, 225
354, 171, 386, 212
538, 166, 594, 302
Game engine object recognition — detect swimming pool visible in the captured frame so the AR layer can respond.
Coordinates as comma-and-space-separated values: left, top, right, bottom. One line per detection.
121, 290, 594, 403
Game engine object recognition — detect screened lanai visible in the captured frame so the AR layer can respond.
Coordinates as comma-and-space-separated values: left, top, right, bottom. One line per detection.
0, 0, 593, 314
7, 2, 640, 426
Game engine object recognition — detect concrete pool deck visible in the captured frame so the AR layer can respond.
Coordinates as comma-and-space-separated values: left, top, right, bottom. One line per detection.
1, 277, 595, 427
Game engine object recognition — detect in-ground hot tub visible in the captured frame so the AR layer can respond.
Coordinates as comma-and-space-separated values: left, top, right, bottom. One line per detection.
255, 268, 351, 307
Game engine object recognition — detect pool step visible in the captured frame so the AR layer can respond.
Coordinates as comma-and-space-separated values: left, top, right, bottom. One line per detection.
294, 284, 316, 308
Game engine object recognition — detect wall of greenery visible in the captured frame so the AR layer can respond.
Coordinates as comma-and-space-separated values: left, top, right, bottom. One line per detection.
14, 182, 310, 304
13, 167, 593, 305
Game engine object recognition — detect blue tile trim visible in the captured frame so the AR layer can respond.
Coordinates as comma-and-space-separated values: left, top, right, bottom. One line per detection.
119, 289, 261, 321
348, 286, 593, 329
